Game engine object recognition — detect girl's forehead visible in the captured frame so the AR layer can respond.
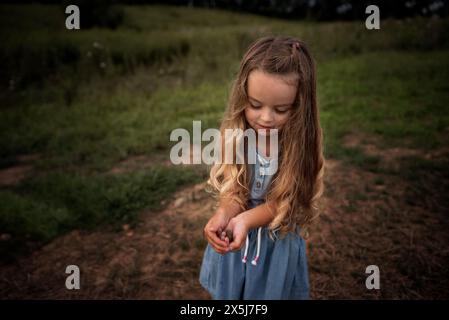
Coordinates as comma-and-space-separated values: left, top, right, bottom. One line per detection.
247, 70, 297, 105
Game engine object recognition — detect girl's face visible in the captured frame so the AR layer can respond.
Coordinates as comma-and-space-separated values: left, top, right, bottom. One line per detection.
244, 69, 297, 136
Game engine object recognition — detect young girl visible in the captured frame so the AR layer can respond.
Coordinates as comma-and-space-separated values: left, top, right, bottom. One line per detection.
199, 35, 324, 300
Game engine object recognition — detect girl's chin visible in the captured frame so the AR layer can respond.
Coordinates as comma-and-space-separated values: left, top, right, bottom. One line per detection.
254, 128, 278, 136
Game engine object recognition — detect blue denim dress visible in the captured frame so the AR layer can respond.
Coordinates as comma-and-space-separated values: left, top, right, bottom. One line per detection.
199, 151, 309, 300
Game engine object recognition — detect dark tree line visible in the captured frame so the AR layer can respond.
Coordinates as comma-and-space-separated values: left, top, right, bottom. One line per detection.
6, 0, 449, 22
109, 0, 449, 20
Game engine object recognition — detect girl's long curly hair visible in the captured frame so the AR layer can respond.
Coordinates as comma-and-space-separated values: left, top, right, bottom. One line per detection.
208, 35, 325, 239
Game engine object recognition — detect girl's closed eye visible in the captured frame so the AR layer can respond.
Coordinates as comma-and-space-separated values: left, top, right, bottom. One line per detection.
275, 107, 291, 114
249, 102, 261, 109
249, 102, 290, 113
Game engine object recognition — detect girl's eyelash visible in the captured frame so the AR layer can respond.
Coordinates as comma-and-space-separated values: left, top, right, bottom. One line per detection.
249, 102, 290, 113
249, 102, 261, 108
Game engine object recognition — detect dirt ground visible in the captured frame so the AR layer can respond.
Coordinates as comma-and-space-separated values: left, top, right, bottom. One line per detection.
0, 139, 448, 299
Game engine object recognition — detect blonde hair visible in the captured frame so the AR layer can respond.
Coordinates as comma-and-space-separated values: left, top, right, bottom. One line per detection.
208, 35, 325, 239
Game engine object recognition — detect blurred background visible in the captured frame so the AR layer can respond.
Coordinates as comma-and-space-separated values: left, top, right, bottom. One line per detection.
0, 0, 448, 299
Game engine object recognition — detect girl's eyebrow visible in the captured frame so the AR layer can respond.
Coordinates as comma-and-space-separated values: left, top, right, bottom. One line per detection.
248, 96, 293, 107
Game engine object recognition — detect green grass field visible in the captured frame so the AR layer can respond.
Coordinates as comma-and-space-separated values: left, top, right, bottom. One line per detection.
1, 4, 448, 256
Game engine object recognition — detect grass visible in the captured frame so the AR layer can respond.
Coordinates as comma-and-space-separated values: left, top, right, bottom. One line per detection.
319, 50, 449, 170
0, 165, 205, 260
0, 80, 227, 172
0, 4, 448, 258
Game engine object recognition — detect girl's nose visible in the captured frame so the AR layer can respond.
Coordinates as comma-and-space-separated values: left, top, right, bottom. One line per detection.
260, 109, 274, 123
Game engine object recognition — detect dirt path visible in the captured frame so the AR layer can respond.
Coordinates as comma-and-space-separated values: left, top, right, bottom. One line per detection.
0, 147, 448, 299
0, 180, 213, 299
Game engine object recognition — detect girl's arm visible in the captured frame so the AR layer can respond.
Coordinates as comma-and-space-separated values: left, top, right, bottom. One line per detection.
226, 201, 276, 251
216, 196, 244, 220
237, 201, 276, 230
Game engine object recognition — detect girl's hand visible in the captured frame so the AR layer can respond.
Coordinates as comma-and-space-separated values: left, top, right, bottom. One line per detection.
225, 215, 249, 251
204, 209, 232, 255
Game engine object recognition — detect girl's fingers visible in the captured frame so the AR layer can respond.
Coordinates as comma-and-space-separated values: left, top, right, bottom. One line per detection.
204, 220, 231, 254
229, 233, 244, 251
206, 229, 229, 251
212, 245, 228, 255
209, 238, 229, 254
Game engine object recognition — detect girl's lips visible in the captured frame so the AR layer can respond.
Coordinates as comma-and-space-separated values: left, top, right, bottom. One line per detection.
257, 124, 274, 130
